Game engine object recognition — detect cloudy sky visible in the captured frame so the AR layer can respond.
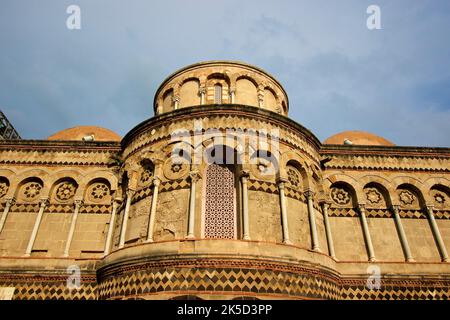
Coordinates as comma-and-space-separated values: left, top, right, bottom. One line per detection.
1, 1, 449, 146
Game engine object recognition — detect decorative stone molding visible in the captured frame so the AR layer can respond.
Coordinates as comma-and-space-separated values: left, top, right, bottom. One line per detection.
321, 153, 450, 173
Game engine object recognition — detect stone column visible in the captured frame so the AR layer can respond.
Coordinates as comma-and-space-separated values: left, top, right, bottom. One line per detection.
258, 93, 264, 108
146, 177, 161, 242
173, 95, 180, 110
358, 205, 376, 262
241, 171, 250, 240
103, 198, 121, 256
321, 202, 336, 259
63, 200, 83, 257
0, 198, 15, 234
278, 179, 292, 245
426, 205, 449, 262
305, 190, 320, 252
186, 172, 199, 239
199, 87, 206, 105
391, 205, 414, 262
230, 89, 236, 104
119, 189, 135, 249
24, 199, 48, 257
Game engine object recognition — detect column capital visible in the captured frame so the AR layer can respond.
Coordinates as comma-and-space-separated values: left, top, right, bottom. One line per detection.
126, 189, 136, 198
189, 171, 201, 183
39, 198, 49, 208
113, 197, 123, 204
277, 178, 288, 189
391, 205, 400, 212
304, 190, 315, 200
240, 170, 250, 179
172, 95, 180, 102
5, 198, 16, 207
320, 201, 331, 209
358, 204, 366, 212
153, 176, 161, 187
74, 200, 84, 208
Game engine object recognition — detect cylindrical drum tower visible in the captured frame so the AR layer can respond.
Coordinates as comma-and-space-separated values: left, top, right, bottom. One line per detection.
97, 61, 338, 300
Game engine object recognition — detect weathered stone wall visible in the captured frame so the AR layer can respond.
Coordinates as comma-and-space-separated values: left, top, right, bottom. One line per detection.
286, 197, 310, 248
154, 189, 189, 242
248, 191, 282, 243
0, 212, 37, 256
329, 216, 367, 261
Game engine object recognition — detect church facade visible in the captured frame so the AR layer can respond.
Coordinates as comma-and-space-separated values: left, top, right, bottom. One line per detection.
0, 61, 449, 300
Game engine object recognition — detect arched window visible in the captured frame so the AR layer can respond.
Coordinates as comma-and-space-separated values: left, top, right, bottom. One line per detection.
203, 145, 240, 239
204, 164, 236, 239
214, 84, 222, 104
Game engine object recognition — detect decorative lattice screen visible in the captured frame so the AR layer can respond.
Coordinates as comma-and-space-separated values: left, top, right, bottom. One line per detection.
204, 164, 236, 239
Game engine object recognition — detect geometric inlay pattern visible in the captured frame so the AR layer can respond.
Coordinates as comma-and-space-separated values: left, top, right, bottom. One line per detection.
247, 179, 279, 194
204, 164, 236, 239
0, 274, 97, 300
2, 260, 450, 300
95, 259, 450, 300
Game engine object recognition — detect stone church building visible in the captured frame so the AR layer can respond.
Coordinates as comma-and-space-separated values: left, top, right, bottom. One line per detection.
0, 61, 449, 300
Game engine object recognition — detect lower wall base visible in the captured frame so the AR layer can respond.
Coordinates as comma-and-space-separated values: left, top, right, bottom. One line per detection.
0, 274, 97, 300
1, 266, 450, 300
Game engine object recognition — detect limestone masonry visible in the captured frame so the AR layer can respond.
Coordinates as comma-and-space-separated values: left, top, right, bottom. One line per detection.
0, 61, 449, 300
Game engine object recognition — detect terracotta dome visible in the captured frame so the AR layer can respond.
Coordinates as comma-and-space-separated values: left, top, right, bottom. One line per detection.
323, 130, 394, 146
47, 126, 121, 142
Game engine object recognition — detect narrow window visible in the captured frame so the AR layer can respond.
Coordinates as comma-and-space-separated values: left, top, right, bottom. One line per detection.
203, 163, 236, 239
214, 84, 222, 104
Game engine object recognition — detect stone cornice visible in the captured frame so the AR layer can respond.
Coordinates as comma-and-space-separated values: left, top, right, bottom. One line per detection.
0, 139, 121, 151
321, 145, 450, 172
0, 140, 121, 166
122, 104, 322, 152
321, 144, 450, 158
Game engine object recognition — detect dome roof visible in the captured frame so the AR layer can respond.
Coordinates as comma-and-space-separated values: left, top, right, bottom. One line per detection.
47, 126, 121, 142
323, 130, 394, 146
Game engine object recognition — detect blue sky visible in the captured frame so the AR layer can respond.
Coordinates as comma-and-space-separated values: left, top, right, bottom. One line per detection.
1, 0, 449, 146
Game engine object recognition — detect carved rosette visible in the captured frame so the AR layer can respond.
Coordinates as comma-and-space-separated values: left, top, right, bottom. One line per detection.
331, 187, 351, 205
20, 181, 43, 202
286, 166, 301, 188
250, 156, 277, 181
431, 190, 447, 208
365, 188, 382, 205
163, 158, 189, 180
139, 166, 154, 187
398, 190, 415, 207
55, 181, 77, 202
86, 182, 111, 203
